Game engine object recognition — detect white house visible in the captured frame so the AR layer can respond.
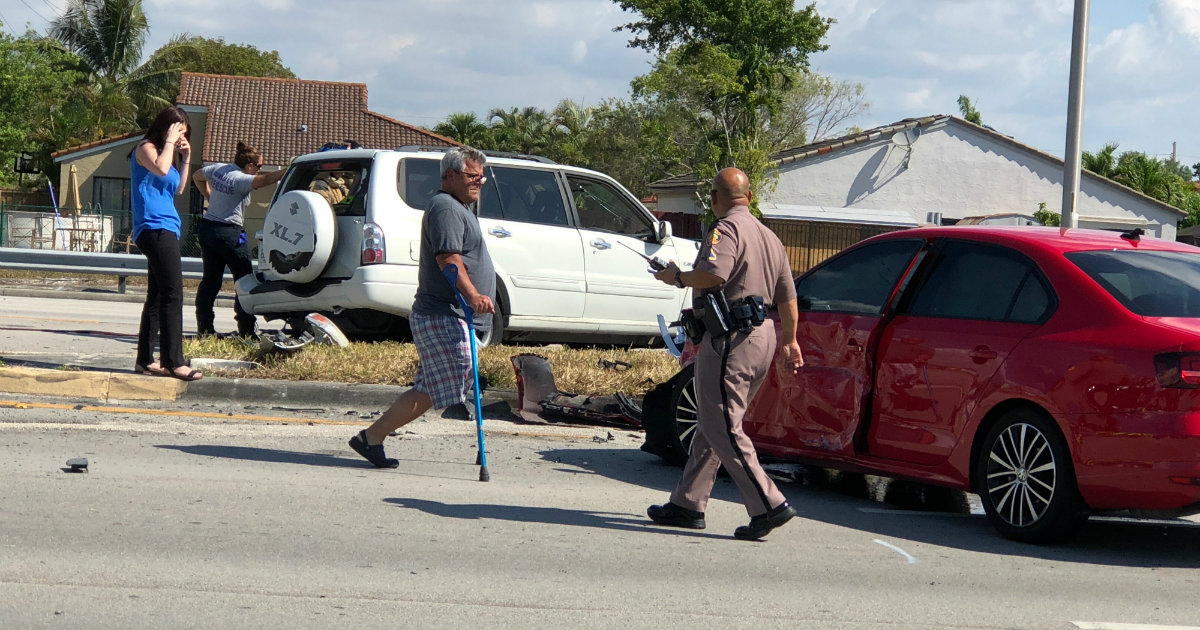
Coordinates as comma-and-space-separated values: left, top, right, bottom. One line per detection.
651, 115, 1185, 241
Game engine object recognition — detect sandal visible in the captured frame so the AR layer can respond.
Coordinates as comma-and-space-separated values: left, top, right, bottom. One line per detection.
134, 363, 168, 376
349, 430, 399, 468
168, 368, 203, 381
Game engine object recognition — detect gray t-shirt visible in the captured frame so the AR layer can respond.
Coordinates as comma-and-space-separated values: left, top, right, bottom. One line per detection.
412, 191, 496, 329
200, 163, 255, 225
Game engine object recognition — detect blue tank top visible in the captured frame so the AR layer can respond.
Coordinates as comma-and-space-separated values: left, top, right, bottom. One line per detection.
131, 144, 182, 239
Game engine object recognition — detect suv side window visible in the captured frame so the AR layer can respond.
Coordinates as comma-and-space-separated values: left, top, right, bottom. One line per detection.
566, 176, 654, 238
279, 158, 370, 217
796, 239, 923, 315
906, 240, 1053, 323
398, 158, 441, 210
479, 166, 567, 225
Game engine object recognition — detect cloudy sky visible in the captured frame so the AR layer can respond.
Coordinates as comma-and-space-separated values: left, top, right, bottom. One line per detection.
3, 0, 1198, 166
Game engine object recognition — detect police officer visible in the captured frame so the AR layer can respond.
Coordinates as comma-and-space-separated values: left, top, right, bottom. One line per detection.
647, 167, 804, 541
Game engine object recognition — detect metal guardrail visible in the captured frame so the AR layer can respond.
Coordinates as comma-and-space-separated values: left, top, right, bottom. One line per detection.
0, 246, 246, 293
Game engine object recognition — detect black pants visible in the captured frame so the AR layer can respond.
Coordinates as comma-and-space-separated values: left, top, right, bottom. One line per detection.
196, 218, 256, 336
135, 229, 185, 369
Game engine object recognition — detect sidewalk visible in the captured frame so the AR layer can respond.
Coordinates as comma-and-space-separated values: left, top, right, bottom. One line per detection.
0, 277, 516, 413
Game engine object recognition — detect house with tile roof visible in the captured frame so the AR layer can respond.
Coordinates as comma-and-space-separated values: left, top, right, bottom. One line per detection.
650, 115, 1186, 272
51, 73, 455, 255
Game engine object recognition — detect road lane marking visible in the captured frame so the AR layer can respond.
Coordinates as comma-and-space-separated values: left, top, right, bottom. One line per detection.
1072, 623, 1200, 630
873, 538, 916, 564
0, 399, 598, 439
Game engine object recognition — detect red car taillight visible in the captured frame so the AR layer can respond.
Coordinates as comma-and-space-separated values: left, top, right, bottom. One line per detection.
1154, 352, 1200, 388
361, 223, 384, 265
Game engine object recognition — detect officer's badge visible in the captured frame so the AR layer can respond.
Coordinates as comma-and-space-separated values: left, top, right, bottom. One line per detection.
706, 230, 722, 261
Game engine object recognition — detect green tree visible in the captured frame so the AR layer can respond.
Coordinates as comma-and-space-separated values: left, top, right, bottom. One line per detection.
1033, 202, 1061, 227
48, 0, 193, 129
615, 0, 832, 215
487, 106, 556, 155
956, 95, 982, 125
0, 28, 89, 187
432, 112, 494, 149
136, 34, 294, 107
1082, 142, 1119, 178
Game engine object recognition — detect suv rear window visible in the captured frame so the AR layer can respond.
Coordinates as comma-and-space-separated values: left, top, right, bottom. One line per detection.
398, 158, 441, 210
1067, 250, 1200, 317
279, 158, 371, 216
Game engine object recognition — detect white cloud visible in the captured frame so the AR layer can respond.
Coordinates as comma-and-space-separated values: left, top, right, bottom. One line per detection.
1158, 0, 1200, 47
902, 88, 932, 110
570, 40, 588, 64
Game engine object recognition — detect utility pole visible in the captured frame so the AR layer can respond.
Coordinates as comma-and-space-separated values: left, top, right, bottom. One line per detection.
1061, 0, 1090, 228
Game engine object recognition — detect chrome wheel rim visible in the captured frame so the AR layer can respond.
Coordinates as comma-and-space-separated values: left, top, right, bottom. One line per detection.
674, 377, 699, 454
985, 422, 1057, 528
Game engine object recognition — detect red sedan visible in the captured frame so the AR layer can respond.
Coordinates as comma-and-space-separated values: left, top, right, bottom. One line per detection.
657, 226, 1200, 543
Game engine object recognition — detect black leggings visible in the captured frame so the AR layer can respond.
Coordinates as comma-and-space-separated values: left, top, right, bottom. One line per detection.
135, 229, 185, 369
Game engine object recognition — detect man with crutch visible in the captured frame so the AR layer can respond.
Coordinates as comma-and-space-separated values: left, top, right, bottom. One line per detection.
349, 146, 495, 472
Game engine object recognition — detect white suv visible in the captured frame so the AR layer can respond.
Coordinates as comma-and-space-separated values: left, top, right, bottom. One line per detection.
236, 147, 700, 345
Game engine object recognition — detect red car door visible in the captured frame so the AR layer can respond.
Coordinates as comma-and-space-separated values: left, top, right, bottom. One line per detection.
746, 238, 925, 457
867, 240, 1054, 464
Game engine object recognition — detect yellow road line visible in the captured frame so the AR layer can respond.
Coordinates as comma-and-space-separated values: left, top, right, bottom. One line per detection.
0, 399, 598, 438
0, 399, 360, 426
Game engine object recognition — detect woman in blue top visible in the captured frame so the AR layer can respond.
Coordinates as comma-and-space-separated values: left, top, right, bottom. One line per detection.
131, 106, 202, 381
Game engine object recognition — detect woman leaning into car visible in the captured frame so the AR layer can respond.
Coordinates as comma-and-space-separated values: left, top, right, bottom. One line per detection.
129, 106, 202, 381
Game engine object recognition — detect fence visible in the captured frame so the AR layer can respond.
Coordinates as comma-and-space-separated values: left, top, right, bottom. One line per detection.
764, 219, 908, 274
0, 202, 204, 257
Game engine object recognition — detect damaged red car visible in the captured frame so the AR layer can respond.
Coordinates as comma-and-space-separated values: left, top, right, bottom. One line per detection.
654, 226, 1200, 543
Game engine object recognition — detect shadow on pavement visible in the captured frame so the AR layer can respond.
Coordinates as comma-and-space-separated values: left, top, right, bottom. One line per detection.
384, 497, 727, 539
156, 444, 367, 469
544, 446, 1200, 569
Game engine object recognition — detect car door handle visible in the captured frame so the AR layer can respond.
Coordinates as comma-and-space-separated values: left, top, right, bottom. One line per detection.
488, 227, 511, 238
590, 239, 611, 250
969, 346, 998, 363
847, 339, 865, 353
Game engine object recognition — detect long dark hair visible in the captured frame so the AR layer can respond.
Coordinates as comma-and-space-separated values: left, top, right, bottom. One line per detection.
142, 106, 191, 152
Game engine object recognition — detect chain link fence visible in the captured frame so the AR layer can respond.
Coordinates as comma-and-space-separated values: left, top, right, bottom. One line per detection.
0, 202, 203, 258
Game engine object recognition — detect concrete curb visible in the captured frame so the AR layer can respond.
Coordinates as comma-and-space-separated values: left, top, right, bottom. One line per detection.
0, 364, 520, 410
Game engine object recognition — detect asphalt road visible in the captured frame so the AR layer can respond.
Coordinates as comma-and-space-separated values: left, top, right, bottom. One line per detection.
2, 291, 1200, 629
3, 401, 1200, 630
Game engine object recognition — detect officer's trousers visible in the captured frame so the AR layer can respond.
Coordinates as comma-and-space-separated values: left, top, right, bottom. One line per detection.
670, 320, 787, 517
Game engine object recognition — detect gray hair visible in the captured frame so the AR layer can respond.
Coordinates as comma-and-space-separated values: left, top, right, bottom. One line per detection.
440, 146, 487, 178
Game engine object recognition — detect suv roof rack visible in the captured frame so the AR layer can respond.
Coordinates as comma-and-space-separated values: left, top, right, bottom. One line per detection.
394, 145, 557, 165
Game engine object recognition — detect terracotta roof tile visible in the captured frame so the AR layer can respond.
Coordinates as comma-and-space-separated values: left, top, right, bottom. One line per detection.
176, 72, 457, 166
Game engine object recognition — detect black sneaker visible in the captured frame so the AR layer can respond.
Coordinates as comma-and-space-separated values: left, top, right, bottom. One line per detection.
349, 430, 399, 468
734, 502, 797, 541
647, 502, 706, 529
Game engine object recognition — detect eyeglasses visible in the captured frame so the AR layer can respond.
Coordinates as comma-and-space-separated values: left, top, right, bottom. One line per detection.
457, 169, 487, 184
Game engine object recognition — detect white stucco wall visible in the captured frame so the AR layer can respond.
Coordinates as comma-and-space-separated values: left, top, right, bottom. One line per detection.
658, 118, 1183, 240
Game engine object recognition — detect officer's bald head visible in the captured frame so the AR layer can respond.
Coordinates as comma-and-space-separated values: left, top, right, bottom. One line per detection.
711, 167, 752, 217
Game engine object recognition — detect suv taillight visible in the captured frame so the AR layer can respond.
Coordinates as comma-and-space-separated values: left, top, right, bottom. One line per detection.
362, 222, 385, 265
1154, 352, 1200, 388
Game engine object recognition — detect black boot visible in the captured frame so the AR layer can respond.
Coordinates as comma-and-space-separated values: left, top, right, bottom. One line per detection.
647, 502, 706, 529
734, 502, 797, 541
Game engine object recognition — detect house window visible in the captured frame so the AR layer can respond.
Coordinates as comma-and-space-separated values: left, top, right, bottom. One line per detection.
92, 177, 130, 212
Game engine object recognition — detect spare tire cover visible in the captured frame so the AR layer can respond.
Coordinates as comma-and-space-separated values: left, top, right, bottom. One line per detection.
261, 190, 335, 283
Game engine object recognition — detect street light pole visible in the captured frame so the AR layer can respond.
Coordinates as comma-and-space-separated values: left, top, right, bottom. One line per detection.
1061, 0, 1090, 228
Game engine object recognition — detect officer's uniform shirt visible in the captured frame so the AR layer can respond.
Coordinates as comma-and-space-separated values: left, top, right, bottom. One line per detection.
692, 204, 796, 308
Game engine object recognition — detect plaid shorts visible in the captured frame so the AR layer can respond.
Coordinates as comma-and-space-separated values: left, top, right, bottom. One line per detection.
411, 312, 473, 410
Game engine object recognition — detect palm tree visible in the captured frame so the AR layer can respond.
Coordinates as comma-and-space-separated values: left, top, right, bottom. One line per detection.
433, 112, 493, 149
1082, 142, 1119, 178
488, 106, 555, 156
49, 0, 194, 130
957, 95, 982, 125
